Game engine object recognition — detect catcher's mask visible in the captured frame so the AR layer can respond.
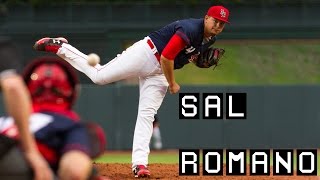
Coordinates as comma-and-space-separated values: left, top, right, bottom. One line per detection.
23, 57, 79, 108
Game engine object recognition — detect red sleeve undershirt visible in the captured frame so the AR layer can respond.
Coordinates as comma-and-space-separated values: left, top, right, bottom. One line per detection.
161, 34, 187, 60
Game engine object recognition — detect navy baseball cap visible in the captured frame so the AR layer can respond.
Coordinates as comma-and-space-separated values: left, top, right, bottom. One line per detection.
207, 5, 230, 23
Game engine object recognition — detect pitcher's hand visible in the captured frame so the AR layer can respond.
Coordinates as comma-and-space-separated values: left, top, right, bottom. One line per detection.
169, 82, 180, 94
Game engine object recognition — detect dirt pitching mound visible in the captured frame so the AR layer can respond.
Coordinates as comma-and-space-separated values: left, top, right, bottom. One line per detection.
94, 163, 318, 180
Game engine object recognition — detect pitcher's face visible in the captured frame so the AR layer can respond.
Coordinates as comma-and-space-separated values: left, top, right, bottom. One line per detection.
204, 15, 226, 37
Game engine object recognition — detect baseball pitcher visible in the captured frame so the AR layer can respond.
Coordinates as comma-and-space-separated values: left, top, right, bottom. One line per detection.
33, 5, 229, 178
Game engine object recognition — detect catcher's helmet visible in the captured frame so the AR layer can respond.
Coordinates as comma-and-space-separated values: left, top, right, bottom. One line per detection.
22, 56, 79, 108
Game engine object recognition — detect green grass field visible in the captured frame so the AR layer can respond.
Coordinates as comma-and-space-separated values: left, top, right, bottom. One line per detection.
95, 150, 320, 174
175, 40, 320, 85
95, 151, 178, 164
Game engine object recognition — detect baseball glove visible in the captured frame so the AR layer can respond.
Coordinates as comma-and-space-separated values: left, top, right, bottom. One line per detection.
196, 47, 225, 69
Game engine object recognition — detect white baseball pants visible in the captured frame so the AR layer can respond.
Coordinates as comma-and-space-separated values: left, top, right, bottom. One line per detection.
56, 37, 168, 167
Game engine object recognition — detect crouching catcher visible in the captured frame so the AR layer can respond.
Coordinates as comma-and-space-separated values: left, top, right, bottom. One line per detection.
0, 57, 106, 180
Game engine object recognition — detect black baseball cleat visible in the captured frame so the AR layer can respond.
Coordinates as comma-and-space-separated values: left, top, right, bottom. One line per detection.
132, 165, 151, 178
33, 37, 68, 53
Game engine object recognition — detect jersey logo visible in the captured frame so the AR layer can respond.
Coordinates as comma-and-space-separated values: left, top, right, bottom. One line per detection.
52, 39, 61, 44
185, 46, 196, 54
220, 9, 226, 18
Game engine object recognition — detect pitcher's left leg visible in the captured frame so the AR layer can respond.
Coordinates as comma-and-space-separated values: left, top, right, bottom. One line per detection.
132, 74, 168, 177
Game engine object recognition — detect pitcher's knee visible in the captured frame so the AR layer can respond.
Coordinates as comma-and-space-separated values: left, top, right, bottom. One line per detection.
139, 110, 156, 122
92, 79, 105, 85
90, 76, 105, 85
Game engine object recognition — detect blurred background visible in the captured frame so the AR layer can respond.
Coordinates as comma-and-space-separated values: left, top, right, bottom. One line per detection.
0, 0, 319, 150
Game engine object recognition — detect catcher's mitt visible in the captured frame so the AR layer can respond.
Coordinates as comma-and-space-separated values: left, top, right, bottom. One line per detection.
196, 47, 225, 69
